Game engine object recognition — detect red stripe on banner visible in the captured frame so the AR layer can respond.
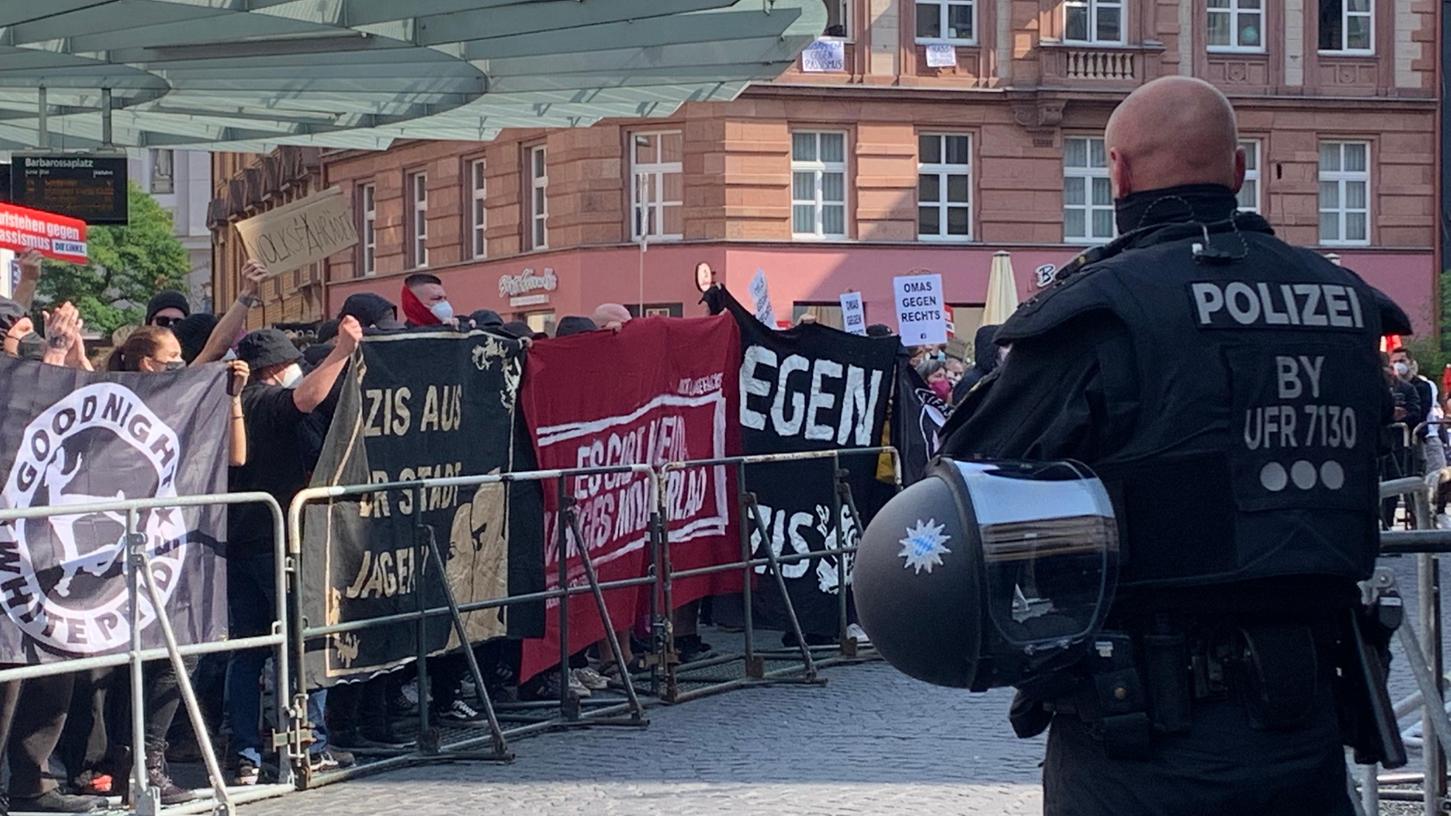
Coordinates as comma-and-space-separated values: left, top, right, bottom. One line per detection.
0, 202, 88, 263
519, 314, 744, 682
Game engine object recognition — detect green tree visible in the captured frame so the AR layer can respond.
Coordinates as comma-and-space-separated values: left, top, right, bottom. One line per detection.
34, 181, 190, 337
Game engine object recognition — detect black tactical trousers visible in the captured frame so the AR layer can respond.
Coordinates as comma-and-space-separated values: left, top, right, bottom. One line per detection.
1042, 684, 1354, 815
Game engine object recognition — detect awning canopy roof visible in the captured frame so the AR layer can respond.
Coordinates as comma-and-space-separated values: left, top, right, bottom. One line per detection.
0, 0, 823, 152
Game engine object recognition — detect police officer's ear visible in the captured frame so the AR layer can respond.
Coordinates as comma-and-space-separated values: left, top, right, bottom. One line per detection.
1108, 146, 1133, 199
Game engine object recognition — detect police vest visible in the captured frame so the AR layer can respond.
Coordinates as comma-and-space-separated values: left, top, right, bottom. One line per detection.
997, 214, 1411, 589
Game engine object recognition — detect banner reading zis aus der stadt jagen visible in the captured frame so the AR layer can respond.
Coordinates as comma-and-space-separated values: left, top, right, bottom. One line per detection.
0, 357, 230, 661
0, 202, 88, 263
519, 316, 743, 682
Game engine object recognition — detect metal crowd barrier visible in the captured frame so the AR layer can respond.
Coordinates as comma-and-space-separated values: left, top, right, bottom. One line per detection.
282, 447, 897, 788
0, 492, 294, 816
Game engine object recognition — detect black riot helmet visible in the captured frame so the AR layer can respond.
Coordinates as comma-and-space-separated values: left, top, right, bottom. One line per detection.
855, 458, 1119, 691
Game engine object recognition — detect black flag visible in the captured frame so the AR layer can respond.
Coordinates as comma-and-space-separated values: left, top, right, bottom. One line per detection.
706, 288, 897, 639
891, 356, 948, 485
0, 357, 230, 661
301, 331, 544, 687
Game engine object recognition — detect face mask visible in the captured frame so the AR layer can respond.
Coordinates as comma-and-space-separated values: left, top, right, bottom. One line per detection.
430, 300, 455, 322
280, 364, 304, 389
1394, 362, 1410, 378
930, 351, 947, 362
161, 360, 185, 372
930, 379, 952, 401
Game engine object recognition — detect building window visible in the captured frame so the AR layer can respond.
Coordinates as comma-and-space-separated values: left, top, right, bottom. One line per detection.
791, 131, 848, 239
150, 149, 174, 194
407, 171, 428, 269
918, 134, 972, 242
1063, 137, 1113, 243
529, 145, 548, 250
1318, 141, 1370, 246
469, 159, 487, 259
1065, 0, 1123, 44
631, 131, 683, 241
1319, 0, 1373, 53
825, 0, 852, 37
358, 183, 376, 277
915, 0, 975, 44
1208, 0, 1264, 51
1237, 140, 1261, 213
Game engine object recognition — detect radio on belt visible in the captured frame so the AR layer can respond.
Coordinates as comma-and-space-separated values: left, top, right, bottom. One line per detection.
854, 458, 1119, 691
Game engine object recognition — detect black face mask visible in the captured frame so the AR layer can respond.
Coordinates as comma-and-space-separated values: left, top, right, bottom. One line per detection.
16, 333, 44, 361
161, 360, 185, 372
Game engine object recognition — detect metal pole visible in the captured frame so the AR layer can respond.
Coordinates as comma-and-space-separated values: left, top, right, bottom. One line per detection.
420, 525, 511, 758
413, 486, 433, 752
736, 467, 758, 679
554, 479, 574, 720
563, 500, 645, 720
745, 492, 817, 681
1415, 483, 1446, 814
137, 555, 234, 813
36, 86, 47, 146
125, 510, 155, 815
830, 456, 849, 654
100, 87, 112, 147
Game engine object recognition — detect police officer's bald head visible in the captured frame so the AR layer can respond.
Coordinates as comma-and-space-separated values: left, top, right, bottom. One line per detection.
1104, 77, 1245, 200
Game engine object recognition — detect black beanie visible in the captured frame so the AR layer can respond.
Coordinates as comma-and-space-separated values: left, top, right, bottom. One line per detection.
145, 291, 191, 325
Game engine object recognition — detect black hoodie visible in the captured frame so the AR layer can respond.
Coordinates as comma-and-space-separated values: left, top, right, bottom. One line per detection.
951, 323, 1001, 404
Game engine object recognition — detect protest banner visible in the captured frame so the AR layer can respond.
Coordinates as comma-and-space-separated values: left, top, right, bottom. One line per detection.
0, 358, 229, 659
302, 331, 544, 685
749, 268, 778, 328
893, 272, 947, 344
0, 202, 87, 263
706, 287, 897, 639
519, 315, 742, 681
234, 187, 357, 277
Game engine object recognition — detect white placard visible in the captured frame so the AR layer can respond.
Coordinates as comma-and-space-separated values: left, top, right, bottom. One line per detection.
839, 291, 866, 335
749, 268, 778, 327
893, 273, 947, 345
925, 43, 957, 68
801, 38, 846, 72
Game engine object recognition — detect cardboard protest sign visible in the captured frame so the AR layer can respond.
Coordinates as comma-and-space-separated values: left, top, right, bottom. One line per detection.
235, 187, 357, 276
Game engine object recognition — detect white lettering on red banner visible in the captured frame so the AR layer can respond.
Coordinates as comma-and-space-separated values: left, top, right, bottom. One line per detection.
0, 203, 88, 263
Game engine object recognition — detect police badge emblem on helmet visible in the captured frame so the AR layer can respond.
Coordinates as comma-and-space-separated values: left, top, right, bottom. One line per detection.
0, 383, 186, 654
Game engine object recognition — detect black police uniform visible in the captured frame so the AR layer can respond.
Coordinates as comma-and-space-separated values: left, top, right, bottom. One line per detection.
939, 184, 1411, 815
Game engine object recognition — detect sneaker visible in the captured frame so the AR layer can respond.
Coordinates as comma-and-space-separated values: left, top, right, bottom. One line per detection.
11, 790, 106, 813
675, 635, 717, 665
521, 670, 590, 701
308, 748, 356, 772
846, 623, 871, 645
233, 750, 262, 786
332, 728, 414, 754
572, 667, 610, 692
436, 699, 485, 724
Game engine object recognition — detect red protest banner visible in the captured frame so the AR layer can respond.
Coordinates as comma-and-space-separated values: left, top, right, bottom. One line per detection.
520, 314, 743, 681
0, 203, 87, 263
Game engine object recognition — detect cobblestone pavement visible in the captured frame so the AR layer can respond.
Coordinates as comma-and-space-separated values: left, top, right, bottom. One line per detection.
238, 662, 1044, 816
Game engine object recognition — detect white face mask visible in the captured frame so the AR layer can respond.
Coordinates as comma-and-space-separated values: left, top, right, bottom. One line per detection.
430, 300, 455, 322
1394, 362, 1410, 378
280, 363, 304, 389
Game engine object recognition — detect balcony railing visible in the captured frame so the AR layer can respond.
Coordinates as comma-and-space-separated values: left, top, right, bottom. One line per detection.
1063, 48, 1136, 80
1039, 41, 1164, 86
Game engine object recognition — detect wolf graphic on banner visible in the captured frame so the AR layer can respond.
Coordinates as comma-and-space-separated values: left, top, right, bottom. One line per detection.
520, 315, 741, 682
0, 360, 230, 659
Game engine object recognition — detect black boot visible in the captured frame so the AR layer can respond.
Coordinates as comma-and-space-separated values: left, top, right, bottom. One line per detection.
122, 744, 196, 806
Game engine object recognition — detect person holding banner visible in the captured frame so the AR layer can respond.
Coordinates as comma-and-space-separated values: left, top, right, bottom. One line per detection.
96, 327, 249, 804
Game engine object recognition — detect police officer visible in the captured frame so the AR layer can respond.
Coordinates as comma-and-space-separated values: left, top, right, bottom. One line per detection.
938, 77, 1410, 814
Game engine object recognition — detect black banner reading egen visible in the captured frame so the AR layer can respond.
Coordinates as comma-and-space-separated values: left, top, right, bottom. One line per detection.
302, 331, 544, 686
707, 288, 897, 638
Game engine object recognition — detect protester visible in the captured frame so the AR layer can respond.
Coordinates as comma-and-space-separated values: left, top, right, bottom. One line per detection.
400, 273, 454, 328
915, 358, 953, 404
228, 319, 362, 781
144, 291, 191, 329
944, 357, 966, 387
468, 310, 504, 332
173, 314, 220, 365
1382, 351, 1421, 528
11, 250, 42, 311
339, 293, 402, 331
591, 303, 632, 333
302, 319, 340, 367
865, 324, 893, 338
951, 324, 1002, 405
102, 327, 249, 804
